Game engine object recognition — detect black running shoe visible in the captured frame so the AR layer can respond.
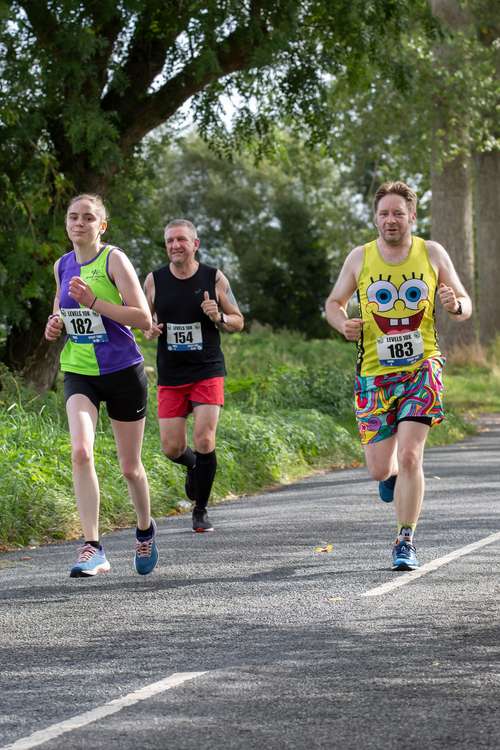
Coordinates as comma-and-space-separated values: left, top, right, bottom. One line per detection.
192, 507, 214, 533
185, 465, 197, 503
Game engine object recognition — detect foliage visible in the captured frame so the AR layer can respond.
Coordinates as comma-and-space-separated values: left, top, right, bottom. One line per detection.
0, 329, 490, 548
0, 0, 434, 378
295, 1, 500, 222
108, 134, 369, 336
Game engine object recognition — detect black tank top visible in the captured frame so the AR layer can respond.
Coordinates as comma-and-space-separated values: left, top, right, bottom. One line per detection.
153, 262, 226, 385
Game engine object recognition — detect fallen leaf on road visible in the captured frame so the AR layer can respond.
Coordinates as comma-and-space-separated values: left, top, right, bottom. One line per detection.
314, 543, 333, 553
326, 596, 344, 603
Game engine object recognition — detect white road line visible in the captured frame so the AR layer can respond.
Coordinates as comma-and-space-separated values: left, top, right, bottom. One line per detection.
1, 671, 207, 750
362, 530, 500, 598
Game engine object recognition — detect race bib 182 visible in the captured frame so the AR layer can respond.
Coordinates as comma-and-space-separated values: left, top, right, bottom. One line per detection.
60, 308, 108, 344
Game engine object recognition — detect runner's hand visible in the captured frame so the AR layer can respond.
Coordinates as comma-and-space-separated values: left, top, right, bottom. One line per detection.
45, 314, 64, 341
68, 276, 95, 307
143, 322, 164, 340
438, 283, 458, 313
342, 318, 364, 341
201, 291, 219, 322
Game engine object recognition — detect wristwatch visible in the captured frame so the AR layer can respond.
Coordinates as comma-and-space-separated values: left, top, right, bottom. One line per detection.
219, 312, 225, 326
452, 300, 462, 316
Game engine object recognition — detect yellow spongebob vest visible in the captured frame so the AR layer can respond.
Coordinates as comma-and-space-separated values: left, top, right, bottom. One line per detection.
356, 236, 441, 376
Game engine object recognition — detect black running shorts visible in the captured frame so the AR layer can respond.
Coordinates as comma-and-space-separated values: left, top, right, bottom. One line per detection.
63, 363, 148, 422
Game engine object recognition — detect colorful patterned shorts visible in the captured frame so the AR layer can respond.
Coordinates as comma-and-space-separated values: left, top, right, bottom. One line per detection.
354, 357, 445, 445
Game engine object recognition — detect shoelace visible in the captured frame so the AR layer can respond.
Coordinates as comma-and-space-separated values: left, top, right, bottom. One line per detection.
397, 542, 416, 556
135, 538, 154, 557
76, 543, 98, 563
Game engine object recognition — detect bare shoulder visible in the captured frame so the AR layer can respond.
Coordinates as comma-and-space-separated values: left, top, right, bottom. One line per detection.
144, 271, 155, 295
108, 247, 140, 284
53, 257, 62, 287
348, 243, 365, 264
108, 246, 129, 269
342, 244, 365, 279
215, 269, 228, 286
327, 244, 365, 306
425, 239, 449, 265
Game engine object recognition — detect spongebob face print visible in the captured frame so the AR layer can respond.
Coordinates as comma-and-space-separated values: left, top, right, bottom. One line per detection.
365, 272, 429, 367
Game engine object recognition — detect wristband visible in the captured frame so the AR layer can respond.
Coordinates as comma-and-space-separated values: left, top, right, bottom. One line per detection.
89, 296, 98, 310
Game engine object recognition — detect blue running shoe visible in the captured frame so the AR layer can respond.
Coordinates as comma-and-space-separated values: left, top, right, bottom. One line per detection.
379, 474, 397, 503
392, 540, 419, 571
70, 544, 110, 578
134, 518, 159, 575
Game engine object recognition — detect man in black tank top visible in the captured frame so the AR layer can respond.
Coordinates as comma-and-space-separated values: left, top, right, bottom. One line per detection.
144, 219, 244, 532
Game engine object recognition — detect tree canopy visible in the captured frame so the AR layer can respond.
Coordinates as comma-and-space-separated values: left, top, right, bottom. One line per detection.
1, 0, 436, 387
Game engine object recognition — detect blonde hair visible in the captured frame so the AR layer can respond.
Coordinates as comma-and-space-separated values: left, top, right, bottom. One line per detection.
67, 193, 108, 222
373, 181, 417, 214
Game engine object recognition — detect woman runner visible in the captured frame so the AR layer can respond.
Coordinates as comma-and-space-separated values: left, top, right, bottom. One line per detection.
45, 194, 158, 577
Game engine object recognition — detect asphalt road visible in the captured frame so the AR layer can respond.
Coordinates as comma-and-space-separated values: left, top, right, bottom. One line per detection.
1, 417, 499, 750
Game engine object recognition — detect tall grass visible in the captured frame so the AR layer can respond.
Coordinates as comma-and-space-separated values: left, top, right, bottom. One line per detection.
0, 330, 492, 548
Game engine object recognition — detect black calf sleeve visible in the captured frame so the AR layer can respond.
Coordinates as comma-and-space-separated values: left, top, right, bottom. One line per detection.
170, 447, 196, 469
194, 450, 217, 510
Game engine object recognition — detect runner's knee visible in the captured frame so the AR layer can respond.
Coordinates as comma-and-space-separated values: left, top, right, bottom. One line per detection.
71, 444, 93, 467
120, 460, 143, 482
193, 434, 216, 454
161, 440, 187, 460
367, 465, 393, 482
397, 446, 422, 474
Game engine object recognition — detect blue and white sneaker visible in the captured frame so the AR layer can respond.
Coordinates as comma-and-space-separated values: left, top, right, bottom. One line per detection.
134, 518, 159, 575
379, 475, 397, 503
392, 540, 419, 571
70, 544, 111, 578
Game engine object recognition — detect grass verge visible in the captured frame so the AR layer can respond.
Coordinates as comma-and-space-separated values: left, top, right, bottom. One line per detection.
0, 331, 496, 549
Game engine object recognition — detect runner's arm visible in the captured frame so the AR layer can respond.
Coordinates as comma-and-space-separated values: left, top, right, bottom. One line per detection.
208, 271, 244, 332
428, 241, 472, 320
45, 260, 64, 341
143, 272, 164, 339
69, 249, 152, 330
325, 247, 364, 341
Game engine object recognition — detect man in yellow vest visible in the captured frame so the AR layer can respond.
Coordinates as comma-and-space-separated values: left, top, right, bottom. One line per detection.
326, 181, 472, 570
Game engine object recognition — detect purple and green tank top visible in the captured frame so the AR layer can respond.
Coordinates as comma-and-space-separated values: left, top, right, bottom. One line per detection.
57, 244, 143, 376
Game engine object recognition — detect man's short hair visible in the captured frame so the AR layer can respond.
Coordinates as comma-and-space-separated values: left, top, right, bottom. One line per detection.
164, 219, 198, 239
373, 181, 417, 214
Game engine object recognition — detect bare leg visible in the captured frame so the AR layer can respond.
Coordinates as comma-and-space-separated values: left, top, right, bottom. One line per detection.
394, 420, 430, 530
111, 418, 150, 530
159, 417, 188, 459
364, 421, 429, 533
66, 394, 99, 541
364, 434, 399, 483
192, 404, 220, 454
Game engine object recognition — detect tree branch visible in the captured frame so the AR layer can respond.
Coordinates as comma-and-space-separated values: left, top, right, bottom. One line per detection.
102, 2, 200, 113
106, 14, 275, 151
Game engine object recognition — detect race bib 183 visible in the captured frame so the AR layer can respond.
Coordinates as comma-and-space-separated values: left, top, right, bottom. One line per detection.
376, 330, 424, 367
60, 308, 108, 344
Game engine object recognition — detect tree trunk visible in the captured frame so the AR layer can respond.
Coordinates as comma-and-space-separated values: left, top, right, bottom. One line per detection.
475, 150, 500, 347
5, 300, 63, 393
430, 155, 477, 352
430, 0, 477, 354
